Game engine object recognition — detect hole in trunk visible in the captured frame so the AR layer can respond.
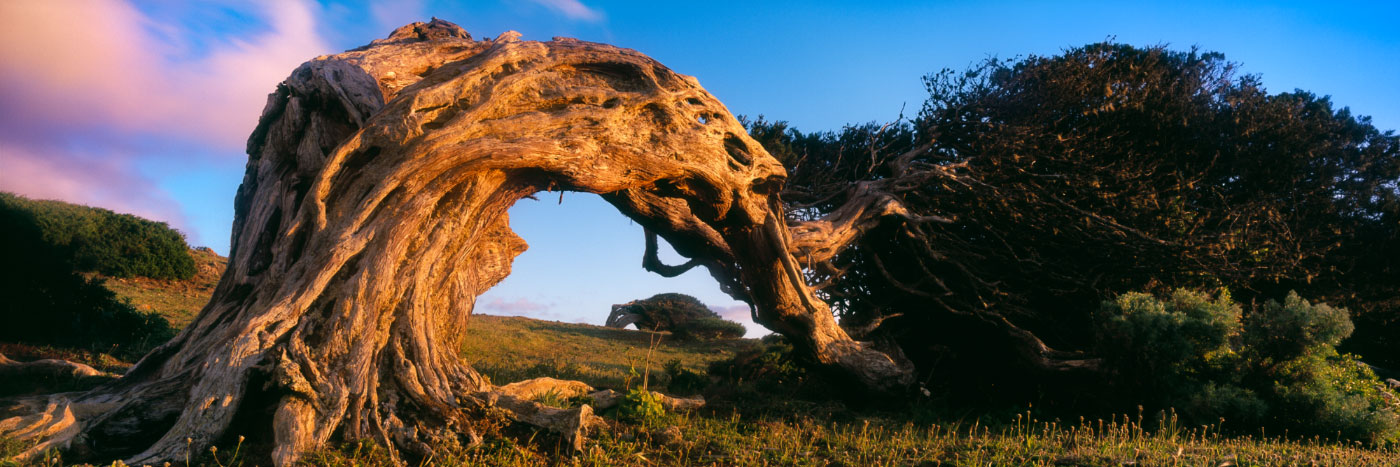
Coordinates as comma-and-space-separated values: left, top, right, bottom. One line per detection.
467, 192, 759, 390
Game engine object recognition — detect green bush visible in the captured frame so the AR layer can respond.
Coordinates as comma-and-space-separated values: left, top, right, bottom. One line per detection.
1244, 293, 1354, 361
1095, 289, 1242, 395
664, 359, 709, 395
1268, 351, 1400, 443
615, 293, 747, 339
617, 388, 665, 424
1096, 289, 1400, 445
673, 317, 746, 341
709, 335, 807, 388
0, 192, 195, 280
0, 199, 177, 361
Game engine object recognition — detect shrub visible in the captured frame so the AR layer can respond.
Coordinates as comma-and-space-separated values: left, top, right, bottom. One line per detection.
0, 201, 177, 361
1095, 289, 1241, 396
664, 359, 709, 395
1268, 351, 1400, 443
709, 335, 807, 388
1095, 289, 1400, 445
1244, 292, 1354, 361
0, 192, 195, 280
673, 317, 746, 341
617, 388, 665, 424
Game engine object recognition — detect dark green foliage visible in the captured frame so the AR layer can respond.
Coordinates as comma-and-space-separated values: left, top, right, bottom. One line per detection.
1096, 289, 1400, 445
1095, 290, 1242, 395
619, 293, 714, 331
664, 358, 709, 395
750, 41, 1400, 376
0, 192, 195, 280
0, 194, 178, 361
708, 335, 808, 388
619, 293, 746, 340
1244, 293, 1354, 361
673, 317, 746, 341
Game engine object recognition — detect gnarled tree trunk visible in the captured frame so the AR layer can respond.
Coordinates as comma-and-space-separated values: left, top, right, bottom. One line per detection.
1, 20, 911, 465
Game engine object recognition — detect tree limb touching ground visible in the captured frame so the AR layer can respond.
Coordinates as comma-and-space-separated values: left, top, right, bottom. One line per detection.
0, 20, 911, 465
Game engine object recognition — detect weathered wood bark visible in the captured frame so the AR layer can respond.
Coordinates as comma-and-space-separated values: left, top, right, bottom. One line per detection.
0, 19, 911, 465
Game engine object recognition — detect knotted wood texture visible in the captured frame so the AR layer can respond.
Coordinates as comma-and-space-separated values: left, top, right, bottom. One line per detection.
0, 20, 912, 465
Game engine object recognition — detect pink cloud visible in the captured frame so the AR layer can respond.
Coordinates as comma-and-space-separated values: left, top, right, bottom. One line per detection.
0, 0, 332, 247
0, 142, 191, 235
526, 0, 604, 22
709, 304, 752, 322
479, 297, 555, 315
0, 0, 332, 149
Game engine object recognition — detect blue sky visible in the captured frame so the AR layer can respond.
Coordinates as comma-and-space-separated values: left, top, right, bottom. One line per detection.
2, 0, 1397, 334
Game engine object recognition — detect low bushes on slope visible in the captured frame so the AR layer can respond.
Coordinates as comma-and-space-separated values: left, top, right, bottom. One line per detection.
1097, 289, 1400, 446
0, 192, 195, 280
0, 195, 178, 360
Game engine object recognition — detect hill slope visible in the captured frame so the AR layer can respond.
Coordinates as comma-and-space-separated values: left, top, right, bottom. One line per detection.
102, 247, 226, 329
5, 257, 1396, 465
462, 314, 753, 389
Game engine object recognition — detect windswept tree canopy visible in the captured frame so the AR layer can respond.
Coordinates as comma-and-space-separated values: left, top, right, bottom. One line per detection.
753, 43, 1400, 385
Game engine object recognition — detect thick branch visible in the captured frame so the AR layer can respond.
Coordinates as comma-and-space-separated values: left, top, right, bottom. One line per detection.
641, 229, 704, 277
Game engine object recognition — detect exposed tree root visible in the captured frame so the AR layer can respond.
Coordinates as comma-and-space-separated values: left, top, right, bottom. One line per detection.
0, 353, 112, 381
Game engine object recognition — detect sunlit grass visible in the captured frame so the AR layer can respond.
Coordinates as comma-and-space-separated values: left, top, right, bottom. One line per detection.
459, 314, 752, 390
5, 305, 1396, 466
100, 248, 225, 329
290, 408, 1398, 466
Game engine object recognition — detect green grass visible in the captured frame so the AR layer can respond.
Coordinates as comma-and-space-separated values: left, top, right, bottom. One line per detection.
292, 409, 1399, 466
460, 314, 753, 390
4, 266, 1398, 466
100, 247, 225, 329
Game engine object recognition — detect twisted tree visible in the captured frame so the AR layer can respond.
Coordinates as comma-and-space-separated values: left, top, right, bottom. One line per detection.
0, 20, 914, 465
750, 43, 1400, 400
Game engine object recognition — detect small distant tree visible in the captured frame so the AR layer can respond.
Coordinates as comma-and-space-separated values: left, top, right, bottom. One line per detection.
608, 293, 745, 339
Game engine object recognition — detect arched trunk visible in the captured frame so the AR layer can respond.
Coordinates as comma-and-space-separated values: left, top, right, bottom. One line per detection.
1, 20, 912, 465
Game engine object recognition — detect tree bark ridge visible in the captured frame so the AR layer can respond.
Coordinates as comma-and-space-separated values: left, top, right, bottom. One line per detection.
1, 19, 915, 465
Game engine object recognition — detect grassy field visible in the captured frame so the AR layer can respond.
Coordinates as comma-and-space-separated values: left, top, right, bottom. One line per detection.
3, 257, 1398, 466
460, 314, 750, 390
100, 247, 226, 329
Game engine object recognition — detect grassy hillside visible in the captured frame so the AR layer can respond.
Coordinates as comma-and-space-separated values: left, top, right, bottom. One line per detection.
4, 250, 1397, 465
461, 314, 753, 390
102, 247, 226, 329
0, 193, 195, 280
5, 306, 1398, 465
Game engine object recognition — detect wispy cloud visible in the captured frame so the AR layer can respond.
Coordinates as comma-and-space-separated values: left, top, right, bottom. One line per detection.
0, 0, 331, 148
480, 296, 555, 315
0, 0, 332, 246
526, 0, 604, 22
368, 0, 427, 35
709, 304, 752, 322
0, 143, 189, 231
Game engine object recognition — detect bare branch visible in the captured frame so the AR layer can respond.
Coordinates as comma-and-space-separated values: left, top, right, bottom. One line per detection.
641, 229, 703, 278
